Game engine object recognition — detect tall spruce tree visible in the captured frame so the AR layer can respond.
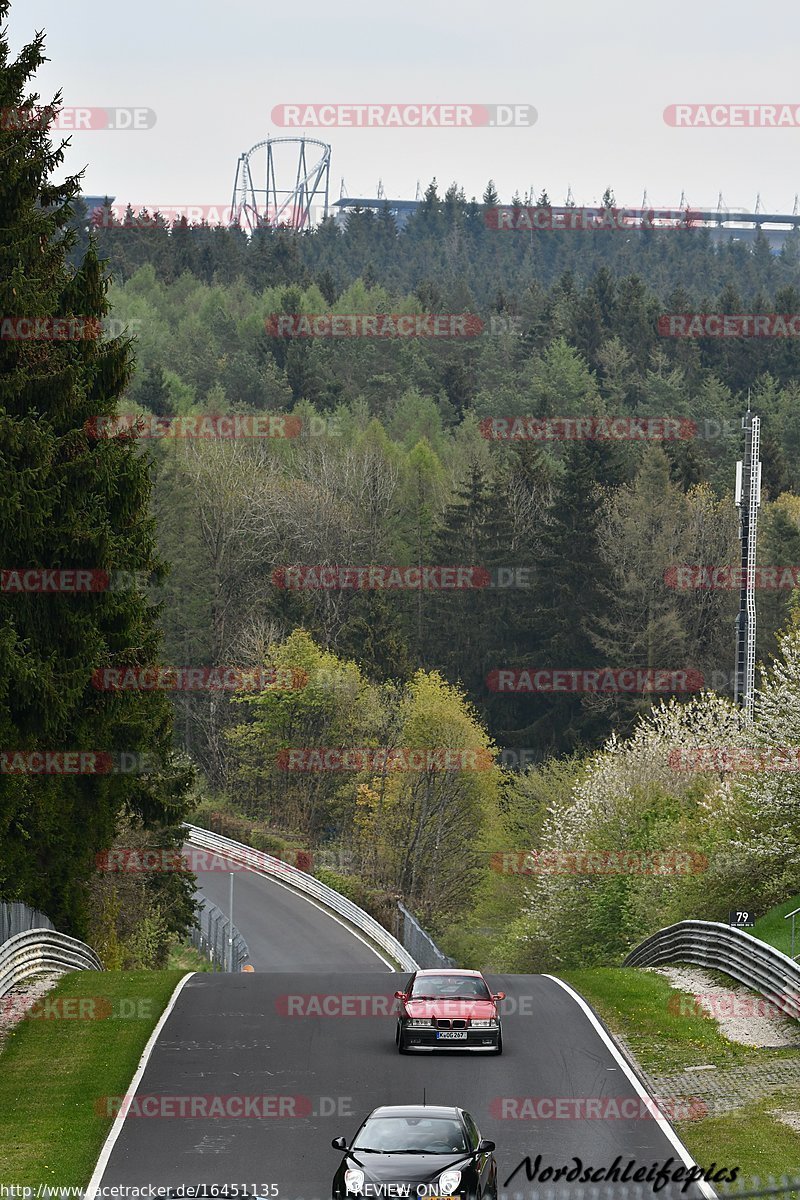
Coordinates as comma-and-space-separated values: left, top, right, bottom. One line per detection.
517, 439, 626, 756
0, 7, 190, 932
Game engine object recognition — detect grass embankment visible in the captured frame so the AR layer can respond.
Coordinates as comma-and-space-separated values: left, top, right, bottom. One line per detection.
0, 969, 185, 1185
168, 942, 215, 972
560, 967, 800, 1183
752, 894, 800, 959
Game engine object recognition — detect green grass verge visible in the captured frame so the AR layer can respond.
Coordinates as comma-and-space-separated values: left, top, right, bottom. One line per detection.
753, 893, 800, 959
559, 967, 800, 1182
685, 1102, 800, 1187
167, 942, 215, 972
0, 969, 185, 1186
559, 967, 799, 1073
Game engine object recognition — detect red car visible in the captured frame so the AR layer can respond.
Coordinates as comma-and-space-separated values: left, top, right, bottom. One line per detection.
394, 969, 505, 1054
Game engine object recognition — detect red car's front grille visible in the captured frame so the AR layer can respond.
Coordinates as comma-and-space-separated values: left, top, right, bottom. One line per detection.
435, 1018, 468, 1029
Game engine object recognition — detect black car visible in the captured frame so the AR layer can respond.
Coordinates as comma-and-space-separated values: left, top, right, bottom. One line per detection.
331, 1104, 497, 1200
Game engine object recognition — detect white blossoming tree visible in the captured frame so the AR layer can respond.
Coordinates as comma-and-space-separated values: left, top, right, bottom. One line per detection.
730, 600, 800, 900
502, 692, 747, 968
498, 609, 800, 971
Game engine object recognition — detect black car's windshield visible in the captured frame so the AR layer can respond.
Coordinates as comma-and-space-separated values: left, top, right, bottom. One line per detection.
353, 1116, 467, 1154
410, 975, 490, 1000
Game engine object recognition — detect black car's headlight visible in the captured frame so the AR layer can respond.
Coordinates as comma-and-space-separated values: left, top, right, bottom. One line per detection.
438, 1169, 462, 1196
344, 1169, 364, 1195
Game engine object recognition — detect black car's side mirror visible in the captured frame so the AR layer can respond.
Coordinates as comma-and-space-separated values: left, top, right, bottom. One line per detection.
477, 1138, 496, 1153
394, 991, 405, 999
332, 1136, 348, 1150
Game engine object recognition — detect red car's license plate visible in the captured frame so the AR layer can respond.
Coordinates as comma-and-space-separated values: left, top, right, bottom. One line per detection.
436, 1030, 468, 1040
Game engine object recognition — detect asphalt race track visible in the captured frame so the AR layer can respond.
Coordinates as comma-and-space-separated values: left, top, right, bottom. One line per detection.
191, 853, 391, 971
95, 968, 712, 1199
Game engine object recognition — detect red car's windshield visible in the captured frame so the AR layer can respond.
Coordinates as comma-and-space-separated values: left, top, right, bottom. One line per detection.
410, 975, 490, 1000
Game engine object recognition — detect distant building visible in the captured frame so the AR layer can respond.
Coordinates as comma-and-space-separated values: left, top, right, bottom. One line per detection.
79, 195, 116, 225
332, 197, 421, 230
333, 196, 800, 251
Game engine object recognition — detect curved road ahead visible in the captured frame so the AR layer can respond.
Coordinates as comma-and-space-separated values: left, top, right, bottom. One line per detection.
191, 854, 389, 971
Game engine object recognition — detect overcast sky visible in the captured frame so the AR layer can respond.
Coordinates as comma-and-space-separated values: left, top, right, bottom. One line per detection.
9, 1, 800, 217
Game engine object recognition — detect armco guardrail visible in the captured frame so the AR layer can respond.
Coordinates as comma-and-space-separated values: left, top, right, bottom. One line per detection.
397, 901, 455, 970
1, 900, 55, 947
0, 928, 103, 999
192, 895, 250, 970
624, 920, 800, 1019
184, 823, 418, 971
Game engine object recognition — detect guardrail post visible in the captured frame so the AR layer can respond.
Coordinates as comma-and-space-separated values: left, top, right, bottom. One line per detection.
784, 907, 800, 962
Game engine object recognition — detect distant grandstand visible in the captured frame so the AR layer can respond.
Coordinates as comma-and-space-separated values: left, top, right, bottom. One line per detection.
332, 197, 421, 229
79, 190, 800, 251
333, 195, 800, 249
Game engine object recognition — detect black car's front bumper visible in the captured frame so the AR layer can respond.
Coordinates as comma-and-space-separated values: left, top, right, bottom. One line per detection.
401, 1024, 501, 1050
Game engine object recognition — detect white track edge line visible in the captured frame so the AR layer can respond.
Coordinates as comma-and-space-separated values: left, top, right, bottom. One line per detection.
544, 974, 717, 1200
85, 971, 195, 1198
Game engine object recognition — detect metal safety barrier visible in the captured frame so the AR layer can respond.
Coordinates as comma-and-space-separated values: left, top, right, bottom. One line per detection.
184, 823, 418, 971
0, 900, 55, 947
191, 894, 250, 970
397, 901, 455, 969
0, 928, 103, 999
623, 920, 800, 1019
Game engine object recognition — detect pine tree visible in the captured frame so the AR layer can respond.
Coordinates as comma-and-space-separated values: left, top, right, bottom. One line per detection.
519, 439, 626, 756
482, 180, 500, 207
0, 7, 191, 932
593, 447, 692, 729
136, 363, 172, 415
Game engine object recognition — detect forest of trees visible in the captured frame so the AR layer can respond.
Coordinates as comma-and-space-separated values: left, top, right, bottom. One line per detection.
60, 190, 800, 965
71, 209, 800, 769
